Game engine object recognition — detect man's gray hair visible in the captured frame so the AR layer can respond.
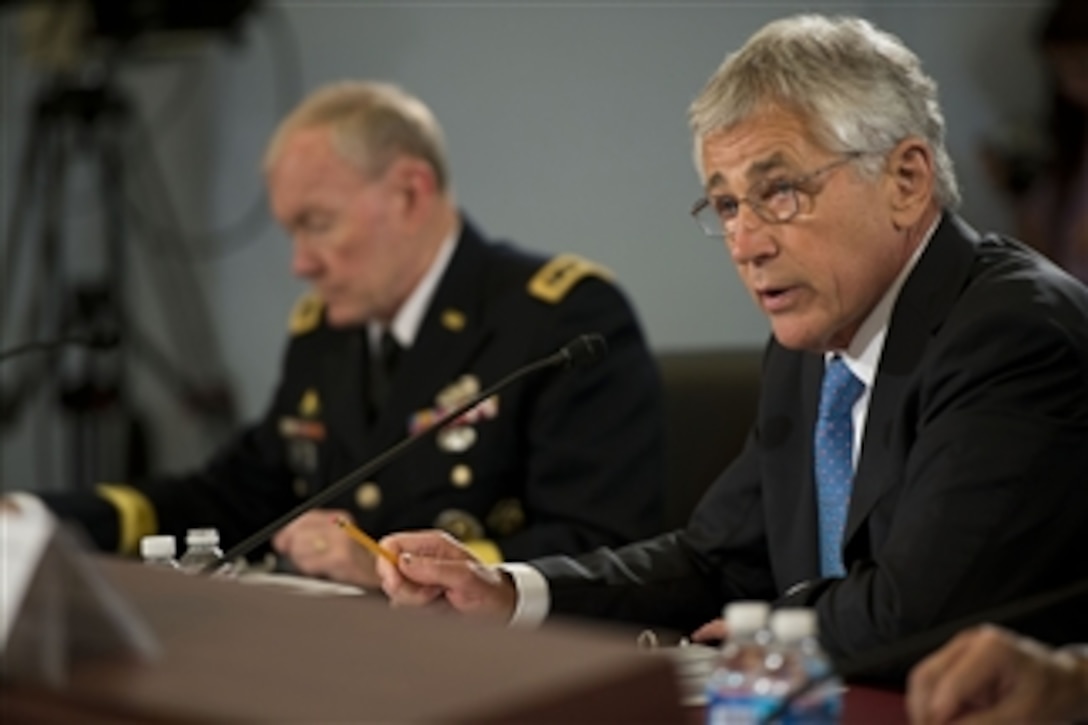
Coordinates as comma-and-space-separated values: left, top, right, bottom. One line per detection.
264, 80, 449, 191
689, 15, 960, 209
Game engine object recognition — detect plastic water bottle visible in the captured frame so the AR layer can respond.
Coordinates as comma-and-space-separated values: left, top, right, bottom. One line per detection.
178, 527, 224, 573
765, 607, 842, 723
140, 534, 179, 569
705, 600, 774, 724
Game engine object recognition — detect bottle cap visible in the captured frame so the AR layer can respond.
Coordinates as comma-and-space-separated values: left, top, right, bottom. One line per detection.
185, 527, 220, 547
770, 607, 818, 642
724, 600, 770, 634
140, 534, 177, 559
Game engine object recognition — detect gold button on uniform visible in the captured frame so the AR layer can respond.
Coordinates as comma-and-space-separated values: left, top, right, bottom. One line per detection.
355, 482, 382, 510
486, 498, 526, 536
293, 477, 309, 498
434, 509, 484, 541
450, 464, 473, 488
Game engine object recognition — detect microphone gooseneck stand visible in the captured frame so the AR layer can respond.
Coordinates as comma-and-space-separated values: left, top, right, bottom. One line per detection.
205, 333, 607, 572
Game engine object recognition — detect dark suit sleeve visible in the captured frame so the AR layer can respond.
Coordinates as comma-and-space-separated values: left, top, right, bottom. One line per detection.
532, 429, 777, 634
811, 284, 1088, 674
525, 249, 1088, 667
495, 277, 666, 560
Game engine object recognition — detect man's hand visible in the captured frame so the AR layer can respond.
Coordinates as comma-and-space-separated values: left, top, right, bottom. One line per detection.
272, 509, 379, 588
690, 617, 727, 645
907, 624, 1088, 724
377, 530, 517, 620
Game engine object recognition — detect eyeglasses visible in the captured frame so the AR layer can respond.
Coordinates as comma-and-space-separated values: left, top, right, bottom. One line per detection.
690, 152, 867, 238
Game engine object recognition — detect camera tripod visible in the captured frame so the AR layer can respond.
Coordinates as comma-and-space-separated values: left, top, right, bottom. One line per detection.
1, 74, 237, 491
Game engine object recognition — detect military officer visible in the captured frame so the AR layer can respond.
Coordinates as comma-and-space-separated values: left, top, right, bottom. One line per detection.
36, 81, 665, 588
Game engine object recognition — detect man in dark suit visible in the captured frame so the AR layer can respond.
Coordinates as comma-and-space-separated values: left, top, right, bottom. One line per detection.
377, 15, 1088, 680
36, 81, 665, 588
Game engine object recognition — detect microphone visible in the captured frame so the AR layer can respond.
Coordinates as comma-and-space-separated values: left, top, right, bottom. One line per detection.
206, 332, 608, 571
558, 332, 607, 369
0, 331, 120, 362
761, 576, 1088, 723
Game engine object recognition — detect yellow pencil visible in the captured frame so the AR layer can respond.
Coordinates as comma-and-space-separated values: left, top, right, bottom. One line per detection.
333, 515, 399, 566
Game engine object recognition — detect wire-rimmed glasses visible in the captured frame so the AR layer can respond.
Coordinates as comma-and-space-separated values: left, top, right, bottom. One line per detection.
690, 152, 867, 238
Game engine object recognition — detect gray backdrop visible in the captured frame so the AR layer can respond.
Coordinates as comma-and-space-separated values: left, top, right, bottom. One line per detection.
0, 0, 1048, 489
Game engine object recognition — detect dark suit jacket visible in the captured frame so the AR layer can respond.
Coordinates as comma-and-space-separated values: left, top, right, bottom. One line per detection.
45, 219, 665, 560
532, 214, 1088, 678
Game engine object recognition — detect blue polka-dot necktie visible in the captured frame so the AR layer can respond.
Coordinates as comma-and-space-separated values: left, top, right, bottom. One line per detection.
814, 356, 865, 577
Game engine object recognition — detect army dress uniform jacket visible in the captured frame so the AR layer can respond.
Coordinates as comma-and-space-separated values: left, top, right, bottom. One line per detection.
44, 219, 666, 562
529, 214, 1088, 679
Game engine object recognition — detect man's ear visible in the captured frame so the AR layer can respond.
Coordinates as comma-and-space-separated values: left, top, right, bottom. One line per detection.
885, 137, 936, 228
388, 156, 439, 222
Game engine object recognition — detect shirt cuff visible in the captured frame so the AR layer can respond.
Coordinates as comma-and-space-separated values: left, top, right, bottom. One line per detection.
499, 563, 550, 628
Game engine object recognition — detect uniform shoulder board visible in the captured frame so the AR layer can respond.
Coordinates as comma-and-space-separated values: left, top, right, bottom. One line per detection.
527, 253, 614, 304
288, 293, 324, 336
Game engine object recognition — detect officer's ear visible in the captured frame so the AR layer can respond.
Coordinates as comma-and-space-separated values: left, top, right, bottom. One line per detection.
386, 156, 439, 222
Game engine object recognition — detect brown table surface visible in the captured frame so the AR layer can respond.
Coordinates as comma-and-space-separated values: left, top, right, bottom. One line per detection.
3, 555, 684, 723
843, 684, 907, 724
4, 554, 908, 723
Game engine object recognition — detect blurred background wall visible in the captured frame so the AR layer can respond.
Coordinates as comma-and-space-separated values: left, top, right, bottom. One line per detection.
0, 0, 1050, 491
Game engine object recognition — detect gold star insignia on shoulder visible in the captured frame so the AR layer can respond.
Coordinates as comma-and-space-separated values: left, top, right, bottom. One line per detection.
527, 253, 614, 304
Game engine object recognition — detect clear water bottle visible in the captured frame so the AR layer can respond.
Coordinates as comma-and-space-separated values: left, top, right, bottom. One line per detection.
140, 534, 179, 569
705, 600, 774, 724
765, 607, 842, 724
178, 527, 224, 573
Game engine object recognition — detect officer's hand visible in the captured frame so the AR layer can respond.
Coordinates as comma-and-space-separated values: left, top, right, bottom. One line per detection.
907, 624, 1088, 725
272, 509, 380, 589
378, 530, 517, 621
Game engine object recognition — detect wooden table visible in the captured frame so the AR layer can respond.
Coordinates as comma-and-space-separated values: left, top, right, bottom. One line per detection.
3, 556, 683, 722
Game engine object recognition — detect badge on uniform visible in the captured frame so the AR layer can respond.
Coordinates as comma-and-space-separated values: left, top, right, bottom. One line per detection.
407, 375, 500, 452
278, 417, 326, 441
437, 426, 476, 453
281, 418, 323, 473
280, 388, 326, 474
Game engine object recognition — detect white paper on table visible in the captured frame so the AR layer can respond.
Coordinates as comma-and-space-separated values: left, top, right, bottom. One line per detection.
233, 571, 368, 597
0, 493, 55, 649
0, 493, 160, 687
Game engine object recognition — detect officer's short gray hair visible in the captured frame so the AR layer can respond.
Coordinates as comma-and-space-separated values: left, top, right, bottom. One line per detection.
264, 80, 449, 191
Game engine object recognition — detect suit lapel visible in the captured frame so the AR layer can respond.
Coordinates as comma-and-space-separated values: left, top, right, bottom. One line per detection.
783, 354, 826, 584
844, 214, 979, 543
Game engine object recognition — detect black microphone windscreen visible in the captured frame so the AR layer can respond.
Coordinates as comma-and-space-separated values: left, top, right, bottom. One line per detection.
561, 333, 607, 369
